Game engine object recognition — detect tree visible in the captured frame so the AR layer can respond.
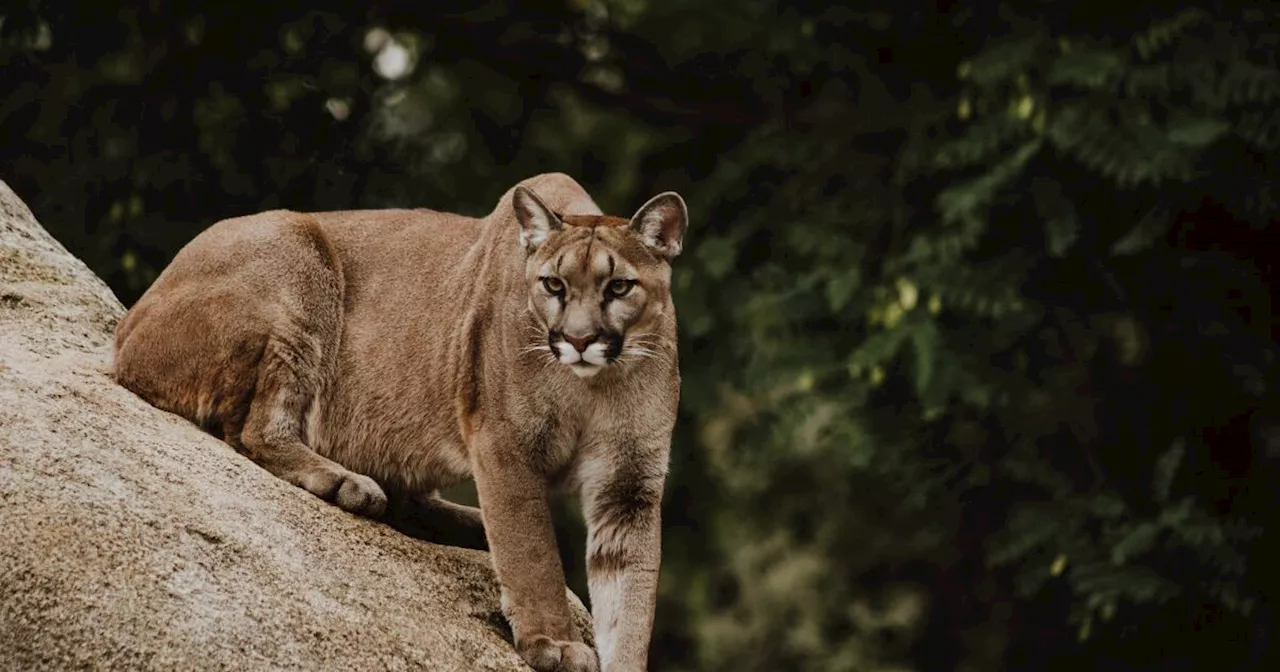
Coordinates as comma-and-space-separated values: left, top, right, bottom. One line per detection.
662, 4, 1278, 670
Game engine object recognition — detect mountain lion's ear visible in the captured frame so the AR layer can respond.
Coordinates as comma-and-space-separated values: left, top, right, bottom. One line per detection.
628, 192, 688, 261
513, 186, 563, 251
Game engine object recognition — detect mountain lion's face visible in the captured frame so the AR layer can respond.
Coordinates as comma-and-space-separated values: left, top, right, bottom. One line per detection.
513, 187, 688, 379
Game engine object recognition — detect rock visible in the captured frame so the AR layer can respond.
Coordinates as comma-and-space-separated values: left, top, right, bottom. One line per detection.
0, 182, 593, 670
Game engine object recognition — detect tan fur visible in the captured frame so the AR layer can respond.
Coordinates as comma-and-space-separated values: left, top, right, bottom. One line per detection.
111, 173, 686, 672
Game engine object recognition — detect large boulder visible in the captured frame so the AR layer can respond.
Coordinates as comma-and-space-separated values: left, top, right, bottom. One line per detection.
0, 182, 592, 670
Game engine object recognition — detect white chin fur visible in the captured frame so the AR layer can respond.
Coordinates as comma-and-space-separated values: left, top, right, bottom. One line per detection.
570, 362, 602, 378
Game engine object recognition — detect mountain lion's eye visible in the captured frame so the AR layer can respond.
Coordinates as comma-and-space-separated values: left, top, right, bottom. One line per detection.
607, 279, 635, 297
542, 277, 565, 294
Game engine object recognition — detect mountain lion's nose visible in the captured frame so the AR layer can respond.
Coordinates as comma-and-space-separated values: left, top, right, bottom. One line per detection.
563, 333, 597, 353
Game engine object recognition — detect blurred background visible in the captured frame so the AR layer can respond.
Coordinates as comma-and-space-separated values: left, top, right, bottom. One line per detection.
3, 1, 1277, 670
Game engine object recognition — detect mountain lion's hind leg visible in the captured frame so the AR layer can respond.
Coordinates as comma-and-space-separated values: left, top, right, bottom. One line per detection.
237, 333, 387, 517
229, 219, 386, 518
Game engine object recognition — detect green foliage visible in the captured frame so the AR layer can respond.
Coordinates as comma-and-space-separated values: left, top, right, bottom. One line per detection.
1133, 9, 1207, 60
681, 5, 1277, 671
854, 5, 1273, 665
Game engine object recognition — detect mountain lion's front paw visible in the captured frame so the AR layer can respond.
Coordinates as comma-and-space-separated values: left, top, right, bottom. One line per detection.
297, 467, 388, 517
519, 635, 599, 672
333, 472, 387, 517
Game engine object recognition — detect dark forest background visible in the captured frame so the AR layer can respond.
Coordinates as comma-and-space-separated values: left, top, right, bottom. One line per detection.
3, 1, 1278, 670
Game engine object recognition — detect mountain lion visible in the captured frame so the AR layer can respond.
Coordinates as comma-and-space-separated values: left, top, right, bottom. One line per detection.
111, 173, 688, 672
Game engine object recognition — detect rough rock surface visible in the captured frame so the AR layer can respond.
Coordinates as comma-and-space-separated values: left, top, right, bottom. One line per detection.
0, 182, 593, 670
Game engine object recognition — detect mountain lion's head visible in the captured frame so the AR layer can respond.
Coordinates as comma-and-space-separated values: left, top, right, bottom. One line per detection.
513, 186, 688, 379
